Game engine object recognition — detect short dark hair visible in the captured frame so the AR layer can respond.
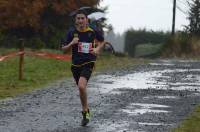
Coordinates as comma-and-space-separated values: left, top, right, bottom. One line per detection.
74, 10, 88, 18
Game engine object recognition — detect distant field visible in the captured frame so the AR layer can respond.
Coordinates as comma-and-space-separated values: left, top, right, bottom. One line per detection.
135, 43, 163, 57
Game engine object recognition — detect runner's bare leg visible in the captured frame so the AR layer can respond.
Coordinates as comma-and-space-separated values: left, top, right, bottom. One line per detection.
78, 77, 88, 112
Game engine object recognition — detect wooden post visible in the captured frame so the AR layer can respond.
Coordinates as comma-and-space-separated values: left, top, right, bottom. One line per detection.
19, 39, 24, 80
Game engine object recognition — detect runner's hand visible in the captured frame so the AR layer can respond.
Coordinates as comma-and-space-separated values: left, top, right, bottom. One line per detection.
61, 37, 79, 51
71, 37, 79, 45
91, 48, 100, 55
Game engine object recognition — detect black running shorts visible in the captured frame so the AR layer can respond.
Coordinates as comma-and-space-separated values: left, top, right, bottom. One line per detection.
71, 62, 94, 85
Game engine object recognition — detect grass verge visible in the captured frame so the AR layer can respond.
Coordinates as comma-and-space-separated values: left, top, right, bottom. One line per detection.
0, 56, 71, 99
172, 105, 200, 132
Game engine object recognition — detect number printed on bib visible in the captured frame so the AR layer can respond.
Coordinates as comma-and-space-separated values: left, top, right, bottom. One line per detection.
78, 42, 93, 53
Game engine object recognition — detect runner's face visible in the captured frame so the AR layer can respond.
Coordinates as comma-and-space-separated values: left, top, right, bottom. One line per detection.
75, 14, 88, 29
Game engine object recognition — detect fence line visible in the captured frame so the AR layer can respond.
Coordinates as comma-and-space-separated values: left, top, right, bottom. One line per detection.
0, 51, 71, 62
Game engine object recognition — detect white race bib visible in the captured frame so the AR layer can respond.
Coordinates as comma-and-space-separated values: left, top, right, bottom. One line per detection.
78, 42, 93, 53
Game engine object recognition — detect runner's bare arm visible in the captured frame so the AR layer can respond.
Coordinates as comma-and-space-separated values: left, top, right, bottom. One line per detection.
91, 41, 109, 55
62, 37, 79, 51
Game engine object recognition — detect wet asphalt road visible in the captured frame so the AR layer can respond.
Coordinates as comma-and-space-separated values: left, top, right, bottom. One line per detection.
1, 59, 200, 132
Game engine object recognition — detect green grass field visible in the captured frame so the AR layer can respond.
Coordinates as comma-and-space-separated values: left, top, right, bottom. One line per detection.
0, 56, 71, 98
135, 43, 163, 57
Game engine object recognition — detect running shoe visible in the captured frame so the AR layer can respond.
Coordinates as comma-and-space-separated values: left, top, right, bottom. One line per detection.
81, 109, 91, 126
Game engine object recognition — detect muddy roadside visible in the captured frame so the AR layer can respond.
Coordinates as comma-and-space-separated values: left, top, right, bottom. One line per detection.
0, 59, 200, 132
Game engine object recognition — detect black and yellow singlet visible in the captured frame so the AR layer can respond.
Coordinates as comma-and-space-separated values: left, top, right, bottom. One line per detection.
65, 26, 104, 66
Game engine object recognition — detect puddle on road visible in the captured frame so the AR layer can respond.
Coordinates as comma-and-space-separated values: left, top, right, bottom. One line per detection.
0, 98, 13, 104
143, 96, 179, 99
94, 71, 164, 93
138, 122, 173, 126
191, 93, 200, 96
96, 121, 129, 132
122, 109, 169, 115
96, 102, 171, 131
121, 103, 170, 116
96, 121, 145, 132
149, 63, 175, 66
91, 64, 200, 132
93, 68, 200, 94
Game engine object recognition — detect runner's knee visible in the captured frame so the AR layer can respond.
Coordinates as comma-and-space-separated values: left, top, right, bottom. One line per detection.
78, 83, 86, 91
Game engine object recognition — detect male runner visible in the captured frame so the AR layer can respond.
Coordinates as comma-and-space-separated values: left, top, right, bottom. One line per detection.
62, 10, 105, 126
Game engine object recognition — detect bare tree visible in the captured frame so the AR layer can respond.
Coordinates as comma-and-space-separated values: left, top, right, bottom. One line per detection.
186, 0, 200, 36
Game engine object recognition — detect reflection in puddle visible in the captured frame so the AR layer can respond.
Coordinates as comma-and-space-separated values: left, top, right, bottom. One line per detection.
191, 93, 200, 96
129, 103, 170, 108
123, 109, 169, 115
96, 121, 148, 132
109, 91, 123, 95
122, 103, 170, 115
149, 63, 175, 66
143, 96, 178, 99
138, 122, 173, 126
0, 98, 13, 104
96, 121, 133, 132
94, 68, 200, 94
94, 71, 164, 93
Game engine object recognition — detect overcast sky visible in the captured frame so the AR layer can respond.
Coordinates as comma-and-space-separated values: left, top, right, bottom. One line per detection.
99, 0, 189, 34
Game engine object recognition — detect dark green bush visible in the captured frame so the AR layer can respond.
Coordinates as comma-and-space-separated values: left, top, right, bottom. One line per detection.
28, 37, 45, 50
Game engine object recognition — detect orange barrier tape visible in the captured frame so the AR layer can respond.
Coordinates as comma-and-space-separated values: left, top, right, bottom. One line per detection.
26, 51, 71, 61
0, 51, 24, 62
0, 51, 71, 62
